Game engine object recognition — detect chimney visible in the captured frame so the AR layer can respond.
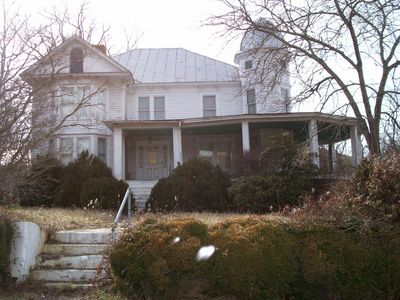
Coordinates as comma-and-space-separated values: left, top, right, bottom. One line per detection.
92, 44, 107, 55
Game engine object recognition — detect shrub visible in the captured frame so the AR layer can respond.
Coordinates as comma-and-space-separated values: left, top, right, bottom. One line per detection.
18, 155, 63, 207
230, 167, 315, 212
80, 177, 128, 209
231, 134, 316, 212
146, 158, 232, 212
0, 214, 13, 287
110, 218, 210, 298
347, 151, 400, 222
110, 217, 400, 299
55, 151, 128, 208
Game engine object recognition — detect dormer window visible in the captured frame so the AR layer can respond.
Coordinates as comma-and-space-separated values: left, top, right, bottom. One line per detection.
245, 60, 253, 70
70, 47, 83, 73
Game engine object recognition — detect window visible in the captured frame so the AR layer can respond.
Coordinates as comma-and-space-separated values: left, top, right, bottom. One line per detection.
247, 89, 256, 114
139, 96, 150, 120
60, 86, 92, 119
60, 138, 73, 164
281, 88, 290, 112
76, 86, 91, 119
60, 87, 74, 118
70, 47, 83, 73
76, 137, 90, 156
97, 138, 107, 162
245, 60, 253, 70
198, 139, 232, 172
96, 89, 107, 118
154, 96, 165, 120
203, 95, 216, 117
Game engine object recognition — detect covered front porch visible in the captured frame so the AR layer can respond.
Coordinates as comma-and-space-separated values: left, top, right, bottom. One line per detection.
107, 113, 362, 182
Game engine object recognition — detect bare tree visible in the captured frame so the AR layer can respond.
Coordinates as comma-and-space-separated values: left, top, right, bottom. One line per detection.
0, 0, 116, 200
209, 0, 400, 154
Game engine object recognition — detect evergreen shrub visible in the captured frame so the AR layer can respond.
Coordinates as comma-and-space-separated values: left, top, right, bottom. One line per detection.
0, 215, 13, 287
55, 151, 128, 209
110, 217, 400, 299
146, 158, 232, 212
230, 135, 317, 212
18, 155, 63, 207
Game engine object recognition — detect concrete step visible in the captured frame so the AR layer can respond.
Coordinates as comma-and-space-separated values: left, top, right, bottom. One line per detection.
50, 228, 113, 244
43, 244, 110, 256
42, 282, 94, 289
36, 255, 103, 270
30, 269, 101, 282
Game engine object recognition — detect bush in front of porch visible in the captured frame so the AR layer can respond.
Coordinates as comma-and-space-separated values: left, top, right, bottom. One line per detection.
146, 158, 232, 212
18, 151, 128, 209
230, 134, 317, 212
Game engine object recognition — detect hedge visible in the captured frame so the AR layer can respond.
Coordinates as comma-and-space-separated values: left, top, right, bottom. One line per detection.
110, 217, 400, 299
0, 215, 13, 287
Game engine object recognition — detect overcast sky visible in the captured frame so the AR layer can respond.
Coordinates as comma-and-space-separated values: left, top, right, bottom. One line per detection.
15, 0, 241, 65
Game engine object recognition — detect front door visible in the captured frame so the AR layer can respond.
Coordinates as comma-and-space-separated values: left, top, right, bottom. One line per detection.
136, 142, 170, 180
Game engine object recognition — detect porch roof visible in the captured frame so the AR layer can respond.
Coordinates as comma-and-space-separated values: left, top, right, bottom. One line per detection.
105, 112, 358, 129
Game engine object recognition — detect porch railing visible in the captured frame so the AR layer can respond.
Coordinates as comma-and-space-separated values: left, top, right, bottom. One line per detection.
111, 187, 132, 241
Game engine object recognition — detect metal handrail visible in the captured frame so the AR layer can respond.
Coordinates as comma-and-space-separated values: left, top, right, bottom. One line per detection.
111, 187, 132, 241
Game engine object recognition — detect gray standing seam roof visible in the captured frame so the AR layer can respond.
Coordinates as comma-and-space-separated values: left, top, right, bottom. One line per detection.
113, 48, 239, 83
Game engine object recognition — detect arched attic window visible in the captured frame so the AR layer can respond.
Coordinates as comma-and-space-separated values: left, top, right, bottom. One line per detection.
70, 47, 83, 73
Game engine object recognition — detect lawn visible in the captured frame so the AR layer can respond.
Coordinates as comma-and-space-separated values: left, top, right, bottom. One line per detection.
0, 205, 288, 232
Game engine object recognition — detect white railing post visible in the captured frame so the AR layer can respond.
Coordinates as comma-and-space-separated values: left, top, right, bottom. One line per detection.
111, 187, 132, 241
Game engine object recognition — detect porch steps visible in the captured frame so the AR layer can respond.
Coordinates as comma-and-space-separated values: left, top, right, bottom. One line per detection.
129, 180, 158, 210
30, 228, 119, 288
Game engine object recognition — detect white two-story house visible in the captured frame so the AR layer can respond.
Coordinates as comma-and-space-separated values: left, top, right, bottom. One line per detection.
25, 28, 362, 207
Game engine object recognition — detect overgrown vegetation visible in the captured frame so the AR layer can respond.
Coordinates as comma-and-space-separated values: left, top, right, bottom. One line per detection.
146, 158, 232, 212
230, 134, 317, 212
110, 216, 399, 299
18, 155, 63, 207
110, 152, 400, 299
297, 150, 400, 225
0, 214, 13, 287
17, 152, 128, 209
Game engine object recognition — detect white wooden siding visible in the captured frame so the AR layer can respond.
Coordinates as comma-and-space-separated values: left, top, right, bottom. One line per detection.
108, 85, 123, 119
125, 83, 242, 120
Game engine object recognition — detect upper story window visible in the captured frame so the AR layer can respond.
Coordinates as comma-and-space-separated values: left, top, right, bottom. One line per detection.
154, 96, 166, 120
247, 89, 256, 114
245, 60, 253, 70
139, 96, 150, 120
60, 86, 91, 119
203, 95, 216, 117
70, 47, 83, 73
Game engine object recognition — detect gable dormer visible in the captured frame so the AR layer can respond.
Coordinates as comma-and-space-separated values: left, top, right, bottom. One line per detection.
23, 35, 133, 81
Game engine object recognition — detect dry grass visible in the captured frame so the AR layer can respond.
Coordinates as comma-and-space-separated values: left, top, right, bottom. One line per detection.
0, 206, 115, 232
0, 205, 289, 233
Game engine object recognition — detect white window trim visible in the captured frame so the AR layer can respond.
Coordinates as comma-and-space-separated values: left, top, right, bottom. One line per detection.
137, 94, 167, 120
58, 84, 96, 121
246, 89, 257, 114
138, 95, 151, 120
97, 136, 108, 163
201, 94, 218, 117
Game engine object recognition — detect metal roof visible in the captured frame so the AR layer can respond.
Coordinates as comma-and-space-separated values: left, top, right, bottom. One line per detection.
113, 48, 239, 83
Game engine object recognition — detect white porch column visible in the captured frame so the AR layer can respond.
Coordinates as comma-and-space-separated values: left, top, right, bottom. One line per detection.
329, 143, 338, 173
172, 127, 183, 167
308, 119, 320, 167
113, 128, 123, 179
241, 121, 250, 153
350, 125, 362, 166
